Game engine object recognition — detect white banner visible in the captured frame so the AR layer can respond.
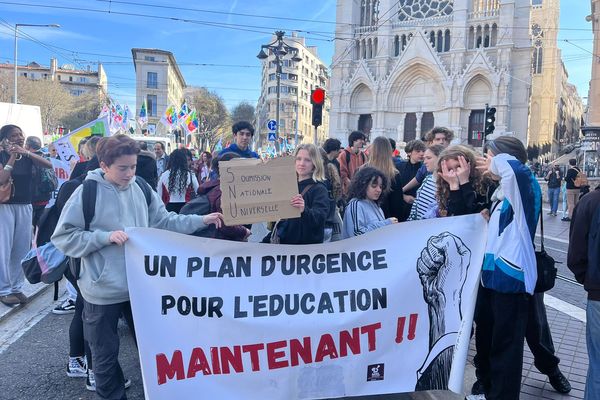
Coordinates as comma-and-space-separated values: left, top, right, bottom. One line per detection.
46, 158, 71, 208
125, 215, 487, 400
53, 116, 110, 162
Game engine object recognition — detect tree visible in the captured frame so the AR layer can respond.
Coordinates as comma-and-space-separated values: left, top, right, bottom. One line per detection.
231, 101, 256, 125
60, 92, 106, 131
18, 78, 73, 135
186, 87, 230, 150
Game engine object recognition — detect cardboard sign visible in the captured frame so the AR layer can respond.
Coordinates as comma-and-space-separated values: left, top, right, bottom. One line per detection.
219, 157, 300, 225
53, 116, 111, 162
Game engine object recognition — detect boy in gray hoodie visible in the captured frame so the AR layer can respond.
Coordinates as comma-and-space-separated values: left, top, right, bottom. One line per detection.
52, 135, 222, 399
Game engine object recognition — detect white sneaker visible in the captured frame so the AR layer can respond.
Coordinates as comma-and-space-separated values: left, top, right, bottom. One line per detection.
52, 299, 76, 315
67, 356, 87, 378
86, 370, 131, 392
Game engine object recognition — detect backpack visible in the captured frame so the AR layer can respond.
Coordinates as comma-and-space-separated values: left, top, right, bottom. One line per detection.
69, 177, 152, 280
344, 149, 366, 171
180, 193, 214, 237
574, 168, 588, 188
21, 241, 69, 286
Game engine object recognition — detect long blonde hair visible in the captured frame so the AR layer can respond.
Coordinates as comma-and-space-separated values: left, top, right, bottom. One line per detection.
365, 136, 397, 187
295, 144, 325, 182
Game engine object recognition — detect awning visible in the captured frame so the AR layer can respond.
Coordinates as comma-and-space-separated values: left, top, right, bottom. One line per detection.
550, 150, 578, 165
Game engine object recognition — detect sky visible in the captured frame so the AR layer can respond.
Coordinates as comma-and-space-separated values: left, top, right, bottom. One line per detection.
0, 0, 594, 116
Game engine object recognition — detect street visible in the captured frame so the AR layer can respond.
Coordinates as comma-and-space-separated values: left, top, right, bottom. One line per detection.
0, 214, 590, 400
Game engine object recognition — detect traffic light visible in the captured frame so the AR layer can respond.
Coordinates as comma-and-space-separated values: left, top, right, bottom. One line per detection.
311, 88, 325, 127
484, 105, 496, 136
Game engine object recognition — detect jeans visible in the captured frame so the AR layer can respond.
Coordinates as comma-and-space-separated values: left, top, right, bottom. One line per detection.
547, 187, 560, 215
586, 300, 600, 400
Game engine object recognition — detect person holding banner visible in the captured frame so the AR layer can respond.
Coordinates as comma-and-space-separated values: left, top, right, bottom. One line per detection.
0, 124, 52, 306
263, 144, 330, 244
342, 166, 397, 238
472, 136, 541, 400
52, 135, 223, 400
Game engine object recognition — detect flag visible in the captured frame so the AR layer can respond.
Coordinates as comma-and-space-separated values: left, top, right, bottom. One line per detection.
214, 137, 223, 152
185, 110, 199, 133
99, 104, 110, 119
178, 102, 189, 121
122, 105, 131, 130
159, 105, 177, 129
138, 100, 148, 127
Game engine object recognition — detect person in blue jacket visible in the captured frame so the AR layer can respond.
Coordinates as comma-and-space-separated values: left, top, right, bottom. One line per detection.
220, 121, 259, 159
472, 136, 541, 400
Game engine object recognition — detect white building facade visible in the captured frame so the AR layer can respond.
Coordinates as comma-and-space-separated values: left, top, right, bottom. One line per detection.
329, 0, 533, 147
131, 48, 186, 135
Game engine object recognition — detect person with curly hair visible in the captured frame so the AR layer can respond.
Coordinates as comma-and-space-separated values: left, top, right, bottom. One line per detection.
158, 148, 199, 213
342, 166, 398, 238
437, 145, 496, 217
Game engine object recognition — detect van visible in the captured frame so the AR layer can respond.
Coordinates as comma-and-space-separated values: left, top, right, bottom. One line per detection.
130, 135, 176, 154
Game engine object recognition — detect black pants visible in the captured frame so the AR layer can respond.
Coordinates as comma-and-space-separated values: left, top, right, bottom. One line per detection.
526, 292, 560, 375
64, 272, 92, 368
83, 300, 136, 400
474, 286, 529, 400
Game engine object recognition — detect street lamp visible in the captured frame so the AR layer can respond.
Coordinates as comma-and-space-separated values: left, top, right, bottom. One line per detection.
14, 23, 60, 103
257, 31, 302, 152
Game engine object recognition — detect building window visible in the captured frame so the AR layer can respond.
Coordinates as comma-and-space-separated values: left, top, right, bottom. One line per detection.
79, 77, 87, 83
69, 76, 73, 82
147, 95, 157, 117
147, 72, 158, 89
532, 0, 542, 5
533, 46, 543, 74
144, 56, 156, 61
57, 75, 61, 81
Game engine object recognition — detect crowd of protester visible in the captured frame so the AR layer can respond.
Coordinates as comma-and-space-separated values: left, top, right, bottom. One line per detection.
1, 119, 598, 400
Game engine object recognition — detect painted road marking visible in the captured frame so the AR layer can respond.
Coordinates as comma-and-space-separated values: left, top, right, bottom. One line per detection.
545, 294, 586, 323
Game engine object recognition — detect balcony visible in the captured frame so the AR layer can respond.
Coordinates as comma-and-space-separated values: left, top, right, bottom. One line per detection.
392, 14, 453, 29
354, 25, 378, 35
468, 8, 499, 20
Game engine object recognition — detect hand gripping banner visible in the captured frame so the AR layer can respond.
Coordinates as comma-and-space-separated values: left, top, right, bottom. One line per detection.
124, 214, 487, 399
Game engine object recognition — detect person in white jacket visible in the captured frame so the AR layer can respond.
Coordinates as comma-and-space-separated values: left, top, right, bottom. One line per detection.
471, 136, 541, 400
52, 135, 222, 400
343, 166, 397, 238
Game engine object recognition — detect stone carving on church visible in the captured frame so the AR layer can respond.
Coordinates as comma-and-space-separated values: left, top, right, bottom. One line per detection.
398, 0, 454, 21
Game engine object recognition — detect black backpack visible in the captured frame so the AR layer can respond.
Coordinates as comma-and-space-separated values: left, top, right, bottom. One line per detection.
180, 194, 215, 237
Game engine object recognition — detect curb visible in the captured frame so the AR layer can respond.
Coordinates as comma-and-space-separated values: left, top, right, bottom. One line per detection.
0, 282, 53, 324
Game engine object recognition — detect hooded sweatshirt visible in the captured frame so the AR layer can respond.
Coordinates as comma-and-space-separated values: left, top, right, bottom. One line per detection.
51, 168, 206, 305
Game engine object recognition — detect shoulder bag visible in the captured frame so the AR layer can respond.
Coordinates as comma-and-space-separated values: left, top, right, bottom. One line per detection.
535, 203, 558, 293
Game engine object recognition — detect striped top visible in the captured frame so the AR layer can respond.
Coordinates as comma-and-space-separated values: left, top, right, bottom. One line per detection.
408, 174, 438, 221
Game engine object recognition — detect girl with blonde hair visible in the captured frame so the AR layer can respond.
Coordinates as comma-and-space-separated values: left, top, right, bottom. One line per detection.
263, 144, 330, 244
363, 136, 404, 219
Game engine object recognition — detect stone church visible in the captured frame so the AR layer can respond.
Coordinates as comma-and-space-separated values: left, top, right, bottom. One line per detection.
329, 0, 534, 147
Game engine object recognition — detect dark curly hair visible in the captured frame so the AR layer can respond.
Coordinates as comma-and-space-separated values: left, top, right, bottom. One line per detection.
346, 166, 388, 204
167, 149, 191, 195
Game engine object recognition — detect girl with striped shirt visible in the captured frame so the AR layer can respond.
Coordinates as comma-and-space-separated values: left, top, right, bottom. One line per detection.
408, 145, 444, 221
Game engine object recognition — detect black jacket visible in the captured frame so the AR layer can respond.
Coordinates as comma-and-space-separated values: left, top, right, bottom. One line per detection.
136, 151, 158, 190
568, 187, 600, 300
263, 179, 330, 244
565, 167, 580, 189
447, 181, 497, 216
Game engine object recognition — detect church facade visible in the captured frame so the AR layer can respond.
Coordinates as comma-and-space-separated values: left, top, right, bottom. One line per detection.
329, 0, 534, 146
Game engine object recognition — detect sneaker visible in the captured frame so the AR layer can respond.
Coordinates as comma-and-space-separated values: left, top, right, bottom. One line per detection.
12, 292, 28, 304
0, 294, 20, 306
67, 356, 87, 378
52, 299, 76, 315
548, 370, 571, 394
86, 370, 131, 392
561, 217, 571, 222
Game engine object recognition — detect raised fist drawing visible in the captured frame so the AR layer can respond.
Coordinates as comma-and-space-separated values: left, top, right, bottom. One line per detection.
415, 232, 472, 391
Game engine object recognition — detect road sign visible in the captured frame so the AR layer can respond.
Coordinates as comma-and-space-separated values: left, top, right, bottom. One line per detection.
267, 119, 277, 131
268, 132, 277, 141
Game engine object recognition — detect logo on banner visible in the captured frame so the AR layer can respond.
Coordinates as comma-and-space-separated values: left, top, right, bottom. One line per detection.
367, 363, 385, 381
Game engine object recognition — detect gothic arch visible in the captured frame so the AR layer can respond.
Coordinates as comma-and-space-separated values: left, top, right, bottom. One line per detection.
350, 83, 374, 113
463, 75, 492, 109
386, 62, 446, 112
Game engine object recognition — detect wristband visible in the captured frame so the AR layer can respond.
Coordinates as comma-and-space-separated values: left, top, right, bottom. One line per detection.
3, 164, 13, 171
